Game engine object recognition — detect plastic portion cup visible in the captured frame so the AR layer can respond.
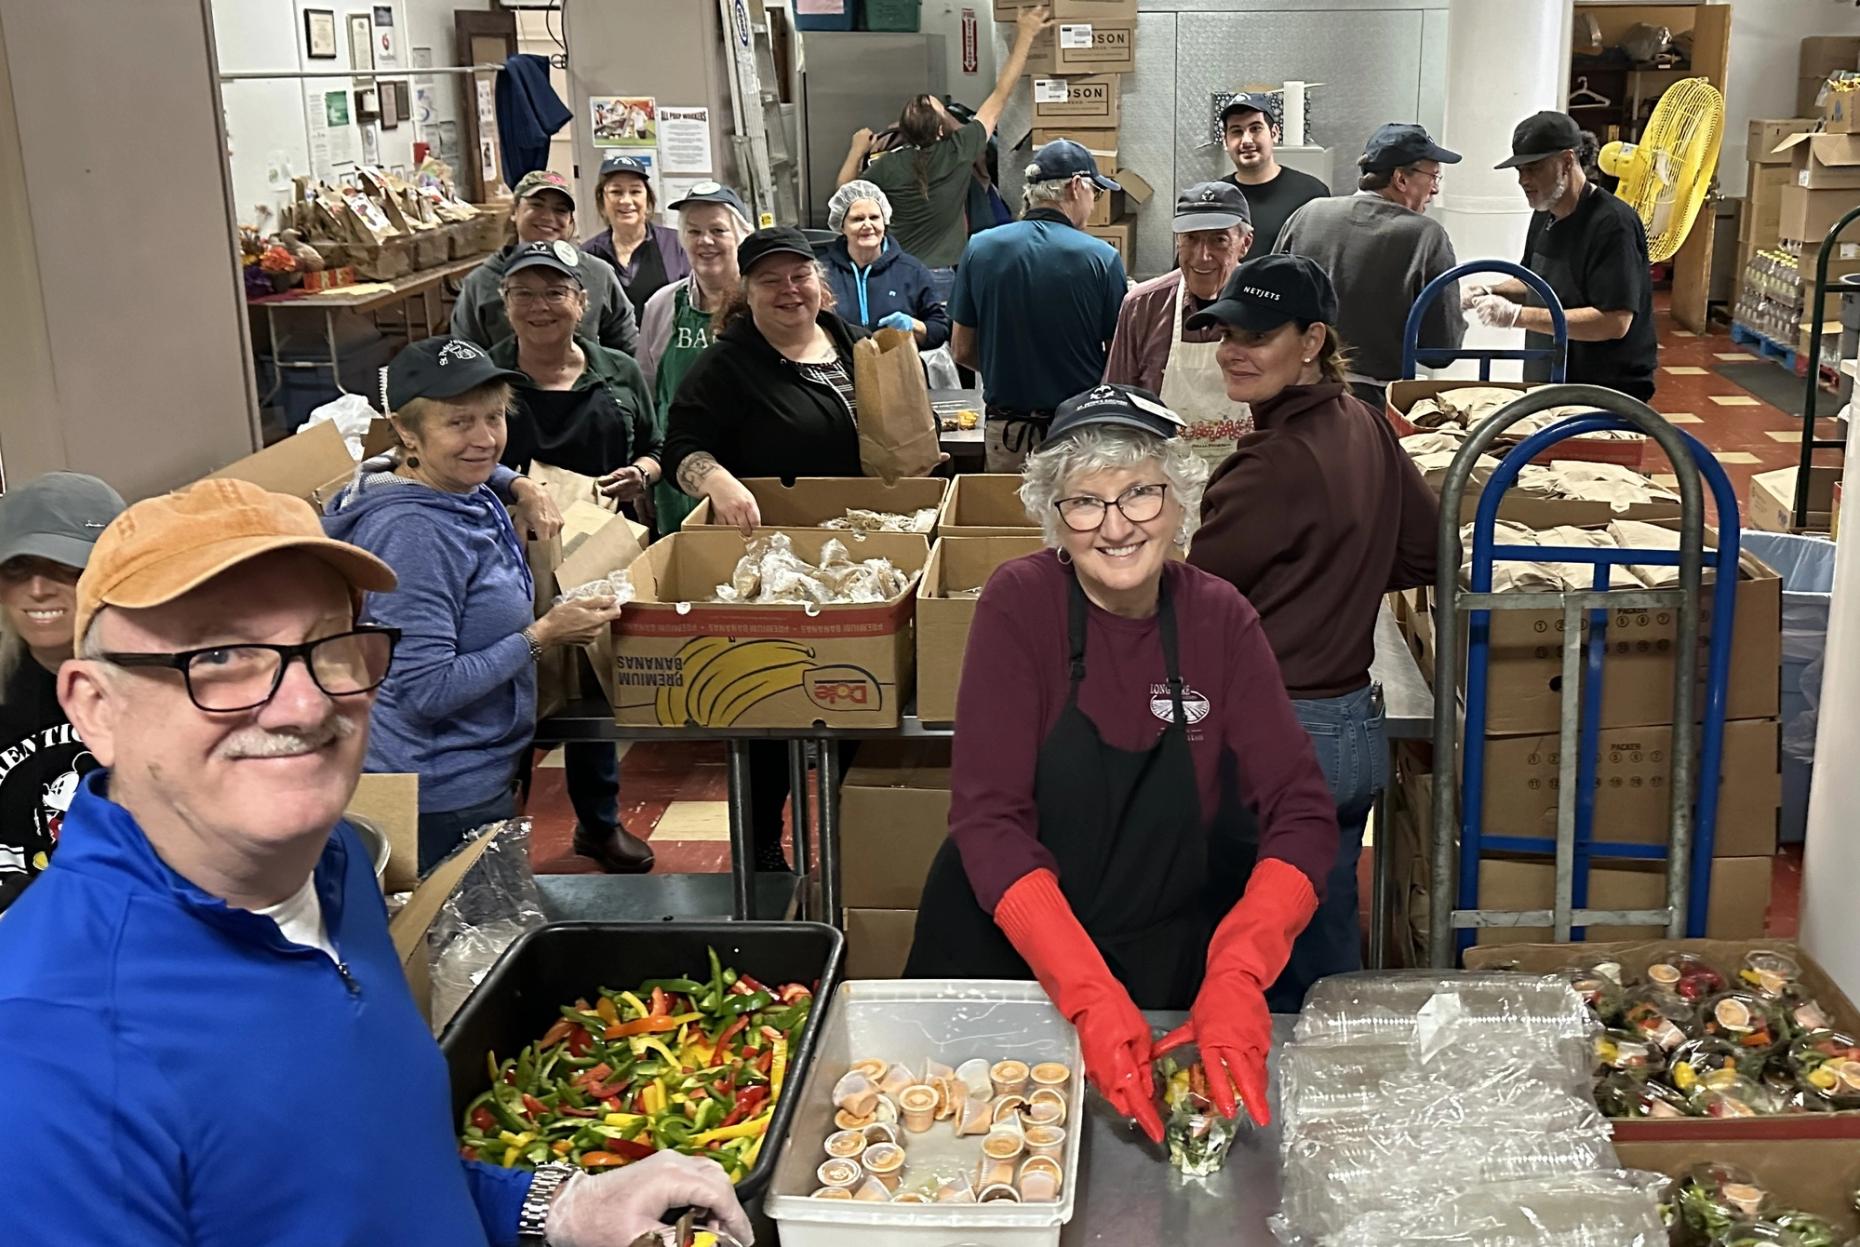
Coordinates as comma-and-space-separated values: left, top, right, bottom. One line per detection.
824, 1129, 867, 1160
982, 1129, 1026, 1162
978, 1183, 1022, 1203
817, 1157, 862, 1189
899, 1083, 939, 1133
1024, 1124, 1066, 1160
991, 1060, 1030, 1098
812, 1187, 854, 1200
862, 1142, 905, 1191
1031, 1062, 1071, 1089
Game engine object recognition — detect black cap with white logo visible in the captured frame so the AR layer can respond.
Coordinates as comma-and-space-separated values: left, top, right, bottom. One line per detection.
1047, 383, 1186, 444
597, 153, 652, 183
385, 337, 526, 411
1184, 253, 1339, 333
1220, 92, 1280, 128
0, 472, 126, 570
669, 180, 750, 219
504, 239, 587, 285
1173, 181, 1251, 233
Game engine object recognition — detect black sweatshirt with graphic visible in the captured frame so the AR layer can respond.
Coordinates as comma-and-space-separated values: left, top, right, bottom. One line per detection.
0, 655, 96, 913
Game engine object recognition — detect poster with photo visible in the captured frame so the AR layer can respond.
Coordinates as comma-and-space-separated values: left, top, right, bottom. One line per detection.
590, 96, 657, 149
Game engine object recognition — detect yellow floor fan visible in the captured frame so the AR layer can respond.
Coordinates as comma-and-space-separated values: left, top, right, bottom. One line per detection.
1598, 77, 1725, 263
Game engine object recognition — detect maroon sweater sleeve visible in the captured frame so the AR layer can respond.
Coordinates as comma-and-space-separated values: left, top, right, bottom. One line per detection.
947, 565, 1057, 914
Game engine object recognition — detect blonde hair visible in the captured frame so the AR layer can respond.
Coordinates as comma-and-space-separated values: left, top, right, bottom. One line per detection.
391, 380, 516, 439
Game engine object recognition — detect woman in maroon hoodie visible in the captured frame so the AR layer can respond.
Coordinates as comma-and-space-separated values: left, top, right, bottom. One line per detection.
906, 383, 1337, 1142
1184, 254, 1439, 1009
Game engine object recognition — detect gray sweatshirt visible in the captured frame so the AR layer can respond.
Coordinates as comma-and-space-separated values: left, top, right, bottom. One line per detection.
450, 242, 639, 357
1275, 191, 1463, 385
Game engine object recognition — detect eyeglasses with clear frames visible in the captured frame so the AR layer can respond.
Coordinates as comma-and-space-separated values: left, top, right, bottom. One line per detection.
505, 287, 578, 307
99, 627, 401, 713
1053, 483, 1170, 533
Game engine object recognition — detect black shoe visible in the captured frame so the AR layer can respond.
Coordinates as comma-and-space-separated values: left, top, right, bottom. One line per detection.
572, 823, 654, 874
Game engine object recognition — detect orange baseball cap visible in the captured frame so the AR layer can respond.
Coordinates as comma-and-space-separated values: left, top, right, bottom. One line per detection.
74, 478, 397, 644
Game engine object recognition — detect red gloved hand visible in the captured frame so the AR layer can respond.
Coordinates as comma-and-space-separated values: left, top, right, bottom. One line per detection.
995, 869, 1164, 1144
1154, 858, 1318, 1128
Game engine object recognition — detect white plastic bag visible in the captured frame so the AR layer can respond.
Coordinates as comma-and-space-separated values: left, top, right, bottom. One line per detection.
921, 345, 961, 391
299, 392, 381, 461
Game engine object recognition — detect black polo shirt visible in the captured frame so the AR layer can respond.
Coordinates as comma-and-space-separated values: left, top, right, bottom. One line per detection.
1519, 182, 1658, 399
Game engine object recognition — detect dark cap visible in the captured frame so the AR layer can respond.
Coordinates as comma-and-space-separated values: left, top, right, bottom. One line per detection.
1185, 253, 1339, 333
597, 153, 652, 184
736, 226, 817, 274
1027, 140, 1121, 191
669, 180, 750, 219
512, 169, 575, 210
1173, 181, 1251, 233
385, 337, 525, 411
1495, 111, 1583, 169
0, 472, 126, 570
503, 239, 588, 285
1220, 92, 1279, 127
1048, 384, 1185, 444
1361, 123, 1462, 172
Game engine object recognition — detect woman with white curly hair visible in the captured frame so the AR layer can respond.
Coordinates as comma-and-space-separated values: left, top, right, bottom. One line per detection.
907, 383, 1337, 1144
821, 179, 950, 349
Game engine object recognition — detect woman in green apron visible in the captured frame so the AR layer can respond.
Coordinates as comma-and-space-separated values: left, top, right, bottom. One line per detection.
637, 183, 754, 536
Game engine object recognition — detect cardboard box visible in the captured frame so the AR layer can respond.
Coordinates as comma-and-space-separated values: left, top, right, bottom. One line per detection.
1030, 74, 1120, 127
681, 476, 948, 533
1085, 216, 1134, 267
1830, 90, 1860, 136
1802, 36, 1860, 88
1031, 128, 1118, 174
1614, 1138, 1860, 1225
992, 0, 1033, 19
916, 535, 1047, 722
346, 772, 419, 893
389, 829, 497, 1025
845, 907, 918, 978
1402, 536, 1784, 736
1780, 183, 1860, 244
209, 418, 398, 507
608, 529, 927, 729
1775, 132, 1860, 190
1751, 117, 1820, 166
1750, 464, 1842, 533
1086, 188, 1127, 227
1086, 166, 1155, 224
840, 740, 951, 910
1035, 21, 1135, 76
1052, 0, 1135, 19
936, 473, 1038, 537
1384, 378, 1650, 470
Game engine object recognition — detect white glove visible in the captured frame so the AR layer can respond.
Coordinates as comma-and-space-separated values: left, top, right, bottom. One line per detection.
545, 1152, 755, 1247
1471, 294, 1522, 329
1459, 282, 1492, 309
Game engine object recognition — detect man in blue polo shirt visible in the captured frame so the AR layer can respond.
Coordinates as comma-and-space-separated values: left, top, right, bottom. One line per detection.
949, 139, 1127, 472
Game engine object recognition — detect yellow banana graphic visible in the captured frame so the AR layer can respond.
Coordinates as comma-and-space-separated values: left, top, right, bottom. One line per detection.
654, 636, 815, 726
710, 661, 813, 726
695, 640, 815, 724
654, 635, 734, 725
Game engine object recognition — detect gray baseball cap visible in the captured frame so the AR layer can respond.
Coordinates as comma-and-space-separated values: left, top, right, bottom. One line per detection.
0, 473, 126, 570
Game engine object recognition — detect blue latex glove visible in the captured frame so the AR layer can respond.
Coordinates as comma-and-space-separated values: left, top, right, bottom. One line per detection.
878, 311, 916, 334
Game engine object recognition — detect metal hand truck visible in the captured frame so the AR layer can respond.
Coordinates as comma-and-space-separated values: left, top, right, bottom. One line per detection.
1401, 260, 1570, 384
1792, 206, 1860, 530
1426, 387, 1742, 966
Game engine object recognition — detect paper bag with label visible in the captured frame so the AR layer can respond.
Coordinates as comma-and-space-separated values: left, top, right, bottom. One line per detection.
554, 513, 647, 709
852, 327, 941, 482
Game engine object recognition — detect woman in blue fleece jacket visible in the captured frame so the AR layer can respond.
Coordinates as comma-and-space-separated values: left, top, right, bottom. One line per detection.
325, 338, 622, 871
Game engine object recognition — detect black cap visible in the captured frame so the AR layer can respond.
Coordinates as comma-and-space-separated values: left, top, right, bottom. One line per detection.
1361, 123, 1462, 172
669, 180, 750, 219
0, 473, 125, 570
1495, 111, 1583, 169
1173, 181, 1251, 232
385, 337, 526, 411
1220, 92, 1279, 127
597, 153, 652, 183
737, 226, 816, 274
1185, 253, 1339, 333
1028, 140, 1121, 191
503, 239, 588, 285
1048, 384, 1185, 444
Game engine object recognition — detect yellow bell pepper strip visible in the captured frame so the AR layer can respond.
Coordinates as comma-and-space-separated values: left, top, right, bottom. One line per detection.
618, 990, 651, 1021
769, 1034, 789, 1099
595, 996, 619, 1024
690, 1110, 774, 1147
602, 1111, 646, 1129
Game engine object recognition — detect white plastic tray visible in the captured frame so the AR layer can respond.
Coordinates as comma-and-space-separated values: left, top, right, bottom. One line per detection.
766, 979, 1086, 1247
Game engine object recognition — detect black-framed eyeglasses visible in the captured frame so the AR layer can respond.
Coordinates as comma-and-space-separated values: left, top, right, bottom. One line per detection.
99, 627, 401, 713
1053, 483, 1170, 532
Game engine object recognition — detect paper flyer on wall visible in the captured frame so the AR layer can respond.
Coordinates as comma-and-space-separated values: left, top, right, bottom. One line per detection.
657, 106, 713, 174
591, 96, 657, 149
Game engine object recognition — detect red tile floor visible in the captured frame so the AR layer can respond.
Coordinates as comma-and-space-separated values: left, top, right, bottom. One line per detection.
523, 295, 1815, 934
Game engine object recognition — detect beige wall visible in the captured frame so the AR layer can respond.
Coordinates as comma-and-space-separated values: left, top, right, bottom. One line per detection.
0, 0, 257, 499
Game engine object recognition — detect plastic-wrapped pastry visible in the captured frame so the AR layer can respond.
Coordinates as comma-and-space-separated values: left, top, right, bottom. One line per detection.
821, 507, 939, 535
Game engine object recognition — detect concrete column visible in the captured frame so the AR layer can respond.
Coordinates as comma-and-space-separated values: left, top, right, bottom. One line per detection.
1431, 0, 1570, 379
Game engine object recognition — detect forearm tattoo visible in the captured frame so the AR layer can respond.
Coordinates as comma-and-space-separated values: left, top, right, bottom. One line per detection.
677, 452, 722, 497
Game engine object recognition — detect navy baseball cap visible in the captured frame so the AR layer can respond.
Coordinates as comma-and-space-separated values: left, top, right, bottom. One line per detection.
1221, 92, 1279, 127
0, 473, 125, 570
503, 239, 587, 285
385, 337, 525, 411
1174, 181, 1251, 232
1496, 111, 1583, 169
1027, 140, 1120, 191
597, 153, 652, 183
1185, 253, 1339, 333
1048, 384, 1185, 444
1361, 123, 1461, 172
669, 180, 750, 219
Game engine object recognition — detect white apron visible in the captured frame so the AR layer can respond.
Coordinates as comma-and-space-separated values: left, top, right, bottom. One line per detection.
1160, 279, 1254, 466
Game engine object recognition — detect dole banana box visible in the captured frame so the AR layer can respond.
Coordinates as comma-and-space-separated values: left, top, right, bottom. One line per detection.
610, 529, 927, 729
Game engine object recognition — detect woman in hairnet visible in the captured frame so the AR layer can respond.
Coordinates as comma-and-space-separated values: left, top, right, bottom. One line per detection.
820, 180, 950, 350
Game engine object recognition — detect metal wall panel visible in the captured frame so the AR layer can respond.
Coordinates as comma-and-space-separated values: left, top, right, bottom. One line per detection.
1124, 12, 1181, 280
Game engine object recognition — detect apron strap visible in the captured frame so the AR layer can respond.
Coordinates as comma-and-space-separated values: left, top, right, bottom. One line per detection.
1155, 579, 1189, 728
1064, 571, 1089, 688
1066, 569, 1188, 727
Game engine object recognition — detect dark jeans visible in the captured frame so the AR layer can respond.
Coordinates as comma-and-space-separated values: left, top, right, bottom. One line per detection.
1267, 682, 1387, 1013
563, 742, 620, 834
747, 741, 859, 871
418, 788, 519, 875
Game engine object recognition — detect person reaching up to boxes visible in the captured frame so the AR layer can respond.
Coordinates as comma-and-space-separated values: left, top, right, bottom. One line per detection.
1217, 92, 1332, 254
0, 476, 752, 1246
323, 337, 622, 873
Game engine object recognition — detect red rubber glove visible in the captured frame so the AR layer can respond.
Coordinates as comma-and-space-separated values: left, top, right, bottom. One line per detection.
1154, 858, 1317, 1128
995, 868, 1165, 1144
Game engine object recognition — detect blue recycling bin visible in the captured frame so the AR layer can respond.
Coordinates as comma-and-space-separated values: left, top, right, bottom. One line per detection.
1740, 531, 1836, 844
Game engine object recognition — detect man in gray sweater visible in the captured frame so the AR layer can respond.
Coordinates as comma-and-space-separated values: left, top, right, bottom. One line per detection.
1276, 123, 1464, 409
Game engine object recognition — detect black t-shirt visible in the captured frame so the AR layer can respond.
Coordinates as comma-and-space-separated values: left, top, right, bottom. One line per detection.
0, 654, 97, 913
1520, 183, 1658, 397
1221, 165, 1331, 254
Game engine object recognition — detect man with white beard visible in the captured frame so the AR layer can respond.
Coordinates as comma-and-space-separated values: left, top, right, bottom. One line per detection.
1466, 110, 1658, 401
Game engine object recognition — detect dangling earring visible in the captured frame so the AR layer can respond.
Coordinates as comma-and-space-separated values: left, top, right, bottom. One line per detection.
406, 455, 421, 468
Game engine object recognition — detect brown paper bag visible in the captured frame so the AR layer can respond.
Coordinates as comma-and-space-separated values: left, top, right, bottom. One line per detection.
852, 327, 941, 482
526, 532, 579, 719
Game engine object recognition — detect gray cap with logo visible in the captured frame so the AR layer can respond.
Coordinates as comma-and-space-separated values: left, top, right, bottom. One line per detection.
0, 473, 127, 571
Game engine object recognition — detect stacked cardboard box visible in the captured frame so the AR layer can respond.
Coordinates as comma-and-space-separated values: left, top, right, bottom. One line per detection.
1797, 35, 1860, 117
839, 740, 951, 977
1736, 126, 1860, 358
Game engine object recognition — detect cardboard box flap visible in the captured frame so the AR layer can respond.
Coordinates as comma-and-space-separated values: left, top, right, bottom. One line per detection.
210, 420, 356, 500
389, 829, 496, 965
346, 772, 420, 893
558, 511, 648, 596
1775, 132, 1860, 166
683, 477, 948, 531
1113, 168, 1155, 203
623, 528, 927, 607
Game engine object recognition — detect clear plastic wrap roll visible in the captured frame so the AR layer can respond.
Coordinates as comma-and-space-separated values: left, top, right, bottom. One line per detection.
1278, 1039, 1595, 1136
1293, 971, 1596, 1051
1307, 1171, 1669, 1247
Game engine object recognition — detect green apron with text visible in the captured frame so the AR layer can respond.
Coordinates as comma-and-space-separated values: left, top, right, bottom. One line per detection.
650, 283, 716, 535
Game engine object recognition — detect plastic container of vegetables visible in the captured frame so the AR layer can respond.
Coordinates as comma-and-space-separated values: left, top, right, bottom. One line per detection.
1788, 1030, 1860, 1110
1677, 1162, 1771, 1241
438, 921, 844, 1199
1644, 949, 1731, 1004
1622, 987, 1701, 1052
1702, 990, 1789, 1056
1712, 1222, 1808, 1247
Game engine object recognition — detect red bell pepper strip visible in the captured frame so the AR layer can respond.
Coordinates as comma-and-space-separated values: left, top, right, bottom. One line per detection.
650, 986, 669, 1017
582, 1152, 626, 1169
604, 1137, 658, 1161
720, 1085, 769, 1129
540, 1018, 575, 1048
470, 1106, 498, 1132
522, 1094, 547, 1117
566, 1027, 593, 1057
712, 1018, 748, 1066
558, 1105, 600, 1118
736, 972, 770, 995
757, 1048, 774, 1076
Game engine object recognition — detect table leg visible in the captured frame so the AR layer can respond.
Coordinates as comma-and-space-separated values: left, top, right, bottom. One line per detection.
787, 741, 812, 921
817, 736, 843, 930
260, 305, 284, 406
325, 310, 346, 394
726, 741, 754, 920
1368, 773, 1393, 970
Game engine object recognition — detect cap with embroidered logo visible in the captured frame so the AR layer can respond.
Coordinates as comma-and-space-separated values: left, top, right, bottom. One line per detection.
1173, 181, 1252, 233
504, 239, 587, 285
512, 169, 576, 211
1047, 383, 1186, 444
0, 473, 126, 571
383, 336, 526, 412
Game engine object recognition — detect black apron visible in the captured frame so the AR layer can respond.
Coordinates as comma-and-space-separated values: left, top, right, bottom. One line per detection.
621, 233, 670, 320
506, 382, 636, 479
906, 573, 1232, 1011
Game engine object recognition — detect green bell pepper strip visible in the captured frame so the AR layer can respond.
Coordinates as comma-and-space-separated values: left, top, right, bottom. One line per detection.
706, 948, 725, 1012
653, 1116, 699, 1150
720, 990, 774, 1018
638, 977, 707, 995
487, 1082, 531, 1134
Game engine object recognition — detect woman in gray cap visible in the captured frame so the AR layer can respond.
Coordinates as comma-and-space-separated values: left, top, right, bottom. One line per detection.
0, 472, 125, 911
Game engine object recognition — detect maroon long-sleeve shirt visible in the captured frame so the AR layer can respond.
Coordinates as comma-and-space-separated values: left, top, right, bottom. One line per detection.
948, 550, 1338, 914
1189, 382, 1439, 699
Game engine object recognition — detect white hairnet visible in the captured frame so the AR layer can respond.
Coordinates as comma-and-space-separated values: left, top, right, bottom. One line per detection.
828, 180, 892, 233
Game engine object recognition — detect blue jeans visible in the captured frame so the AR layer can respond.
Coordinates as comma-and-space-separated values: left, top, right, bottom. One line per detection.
927, 266, 957, 309
418, 788, 518, 876
563, 742, 620, 834
1267, 683, 1388, 1013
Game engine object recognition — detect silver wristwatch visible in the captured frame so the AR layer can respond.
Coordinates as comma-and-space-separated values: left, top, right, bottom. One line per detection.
518, 1162, 577, 1243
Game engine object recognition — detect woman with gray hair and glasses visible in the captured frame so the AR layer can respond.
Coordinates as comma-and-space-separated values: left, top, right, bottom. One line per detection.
906, 383, 1337, 1144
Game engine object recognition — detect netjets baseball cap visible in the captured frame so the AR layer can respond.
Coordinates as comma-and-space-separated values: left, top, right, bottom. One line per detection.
0, 473, 126, 571
1495, 111, 1583, 169
503, 239, 587, 285
1173, 181, 1252, 233
1027, 140, 1121, 192
1185, 253, 1339, 333
384, 337, 525, 411
512, 169, 576, 210
1047, 384, 1185, 444
1361, 123, 1461, 172
669, 180, 750, 219
1220, 92, 1280, 127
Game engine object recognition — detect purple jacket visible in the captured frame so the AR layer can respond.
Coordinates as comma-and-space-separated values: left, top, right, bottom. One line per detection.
583, 222, 690, 316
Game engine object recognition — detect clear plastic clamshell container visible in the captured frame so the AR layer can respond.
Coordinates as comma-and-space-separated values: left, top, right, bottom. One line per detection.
766, 980, 1086, 1247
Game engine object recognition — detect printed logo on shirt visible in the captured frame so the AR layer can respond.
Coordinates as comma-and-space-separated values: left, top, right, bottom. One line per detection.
1149, 682, 1211, 725
672, 325, 714, 352
39, 751, 92, 842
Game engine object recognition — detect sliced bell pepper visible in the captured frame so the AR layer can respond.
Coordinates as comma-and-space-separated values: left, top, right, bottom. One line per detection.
594, 996, 619, 1024
650, 985, 669, 1017
618, 990, 651, 1022
711, 1018, 748, 1065
582, 1152, 626, 1169
604, 1136, 657, 1161
605, 1015, 682, 1040
690, 1110, 773, 1147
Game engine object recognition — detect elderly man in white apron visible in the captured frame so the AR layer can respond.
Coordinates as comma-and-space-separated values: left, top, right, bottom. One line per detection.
1103, 182, 1256, 465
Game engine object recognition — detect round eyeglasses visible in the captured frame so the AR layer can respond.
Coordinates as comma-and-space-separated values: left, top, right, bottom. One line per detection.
1053, 483, 1169, 533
